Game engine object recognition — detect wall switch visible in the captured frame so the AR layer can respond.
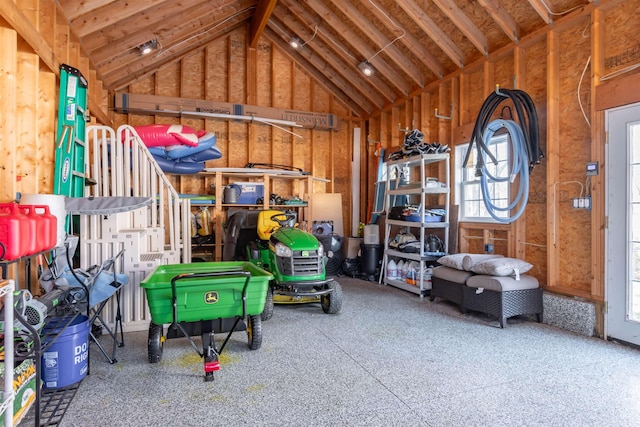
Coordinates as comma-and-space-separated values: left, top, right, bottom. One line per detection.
586, 161, 598, 176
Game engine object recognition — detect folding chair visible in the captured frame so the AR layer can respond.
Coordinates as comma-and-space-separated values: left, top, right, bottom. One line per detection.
46, 237, 129, 364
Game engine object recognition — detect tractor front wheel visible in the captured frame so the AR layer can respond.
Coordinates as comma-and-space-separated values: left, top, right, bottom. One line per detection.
321, 280, 343, 314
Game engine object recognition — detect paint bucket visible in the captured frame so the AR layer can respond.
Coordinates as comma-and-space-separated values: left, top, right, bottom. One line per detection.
41, 315, 90, 389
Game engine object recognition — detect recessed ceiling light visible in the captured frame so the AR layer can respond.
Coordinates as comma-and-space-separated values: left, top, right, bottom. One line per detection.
138, 39, 158, 56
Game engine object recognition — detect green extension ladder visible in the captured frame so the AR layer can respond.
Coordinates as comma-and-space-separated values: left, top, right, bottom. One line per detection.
54, 64, 88, 199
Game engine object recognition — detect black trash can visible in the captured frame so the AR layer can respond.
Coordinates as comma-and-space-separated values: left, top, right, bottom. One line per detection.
360, 243, 382, 280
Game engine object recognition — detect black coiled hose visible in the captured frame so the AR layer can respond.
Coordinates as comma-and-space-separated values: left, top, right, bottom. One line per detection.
463, 88, 543, 176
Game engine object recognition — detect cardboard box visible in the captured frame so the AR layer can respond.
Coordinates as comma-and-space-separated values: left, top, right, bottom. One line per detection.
345, 237, 363, 259
0, 358, 37, 426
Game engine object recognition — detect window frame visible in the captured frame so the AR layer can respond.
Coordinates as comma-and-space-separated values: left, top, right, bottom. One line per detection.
455, 133, 511, 223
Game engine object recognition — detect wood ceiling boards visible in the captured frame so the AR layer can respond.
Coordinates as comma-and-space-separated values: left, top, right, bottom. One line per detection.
56, 0, 593, 117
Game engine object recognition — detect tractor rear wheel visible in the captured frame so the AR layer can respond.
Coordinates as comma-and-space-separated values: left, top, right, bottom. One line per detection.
261, 286, 274, 321
321, 280, 343, 314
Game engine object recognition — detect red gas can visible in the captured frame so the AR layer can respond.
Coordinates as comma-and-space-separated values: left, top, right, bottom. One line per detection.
17, 205, 46, 254
32, 205, 57, 250
0, 202, 32, 260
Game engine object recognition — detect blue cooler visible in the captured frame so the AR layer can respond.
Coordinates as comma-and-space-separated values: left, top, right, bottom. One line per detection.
236, 182, 264, 204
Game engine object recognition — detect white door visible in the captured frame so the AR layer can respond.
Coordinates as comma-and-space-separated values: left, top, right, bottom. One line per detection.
606, 103, 640, 346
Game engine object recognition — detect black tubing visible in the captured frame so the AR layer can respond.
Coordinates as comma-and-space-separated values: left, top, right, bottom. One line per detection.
464, 88, 543, 176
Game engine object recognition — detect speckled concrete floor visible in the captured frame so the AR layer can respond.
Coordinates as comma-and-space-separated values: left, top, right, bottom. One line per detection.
55, 277, 639, 427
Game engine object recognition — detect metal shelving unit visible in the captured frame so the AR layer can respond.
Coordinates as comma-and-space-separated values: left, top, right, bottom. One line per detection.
380, 153, 450, 297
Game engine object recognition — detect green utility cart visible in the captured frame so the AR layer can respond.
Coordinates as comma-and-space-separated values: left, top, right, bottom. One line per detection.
140, 261, 272, 381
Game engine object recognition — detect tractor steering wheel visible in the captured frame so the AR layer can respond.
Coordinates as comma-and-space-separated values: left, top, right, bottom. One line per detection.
270, 212, 296, 228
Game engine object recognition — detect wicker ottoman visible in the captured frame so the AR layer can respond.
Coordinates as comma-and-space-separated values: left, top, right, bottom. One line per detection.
463, 274, 543, 328
429, 266, 474, 312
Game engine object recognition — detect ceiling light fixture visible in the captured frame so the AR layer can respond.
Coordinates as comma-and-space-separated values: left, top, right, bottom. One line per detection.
138, 39, 158, 56
289, 36, 303, 49
358, 61, 375, 77
357, 0, 407, 77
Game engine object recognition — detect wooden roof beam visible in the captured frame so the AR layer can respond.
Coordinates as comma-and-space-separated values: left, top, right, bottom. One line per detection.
431, 0, 489, 55
105, 18, 249, 89
249, 0, 278, 48
270, 15, 388, 107
327, 0, 424, 90
89, 0, 251, 65
357, 0, 444, 79
477, 0, 521, 43
527, 0, 553, 25
266, 27, 368, 117
302, 0, 410, 95
273, 2, 398, 103
57, 0, 116, 22
70, 0, 168, 38
395, 0, 465, 68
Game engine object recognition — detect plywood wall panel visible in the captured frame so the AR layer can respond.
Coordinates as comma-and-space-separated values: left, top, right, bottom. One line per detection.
16, 47, 39, 195
256, 43, 271, 107
156, 63, 180, 98
181, 51, 204, 100
556, 23, 593, 293
494, 55, 514, 91
37, 65, 56, 194
229, 32, 246, 104
524, 38, 549, 283
0, 26, 17, 201
603, 1, 640, 76
206, 40, 229, 101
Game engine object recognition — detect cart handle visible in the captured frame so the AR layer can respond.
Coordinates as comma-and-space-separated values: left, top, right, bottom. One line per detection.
169, 270, 252, 328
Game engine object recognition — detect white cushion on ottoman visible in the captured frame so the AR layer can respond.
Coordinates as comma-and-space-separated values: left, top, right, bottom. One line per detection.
466, 274, 539, 292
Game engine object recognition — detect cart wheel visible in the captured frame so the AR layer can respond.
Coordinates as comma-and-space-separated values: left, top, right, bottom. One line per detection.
246, 315, 262, 350
321, 280, 343, 314
148, 323, 164, 363
261, 286, 274, 321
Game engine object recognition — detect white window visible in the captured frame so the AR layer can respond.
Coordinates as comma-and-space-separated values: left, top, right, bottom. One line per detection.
455, 134, 510, 222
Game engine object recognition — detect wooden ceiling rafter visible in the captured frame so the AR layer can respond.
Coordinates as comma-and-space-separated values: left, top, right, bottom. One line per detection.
395, 0, 466, 68
477, 0, 522, 43
302, 0, 411, 95
107, 19, 249, 91
98, 6, 254, 79
84, 0, 215, 60
431, 0, 489, 56
357, 0, 444, 79
267, 19, 376, 113
326, 0, 424, 90
249, 0, 278, 48
269, 14, 388, 108
527, 0, 553, 24
69, 0, 168, 38
277, 0, 402, 102
266, 26, 368, 117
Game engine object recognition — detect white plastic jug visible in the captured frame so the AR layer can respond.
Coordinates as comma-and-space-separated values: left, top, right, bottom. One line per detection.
387, 259, 398, 279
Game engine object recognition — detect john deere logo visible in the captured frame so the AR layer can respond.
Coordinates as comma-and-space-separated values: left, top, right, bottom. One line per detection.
205, 291, 219, 304
302, 250, 309, 257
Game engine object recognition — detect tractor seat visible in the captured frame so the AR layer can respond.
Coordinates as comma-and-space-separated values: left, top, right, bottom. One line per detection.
257, 209, 285, 240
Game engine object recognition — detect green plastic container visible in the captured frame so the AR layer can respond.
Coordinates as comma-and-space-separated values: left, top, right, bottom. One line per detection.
140, 262, 272, 324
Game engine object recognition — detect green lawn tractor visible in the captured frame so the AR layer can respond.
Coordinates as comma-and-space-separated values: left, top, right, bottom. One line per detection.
224, 209, 342, 319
